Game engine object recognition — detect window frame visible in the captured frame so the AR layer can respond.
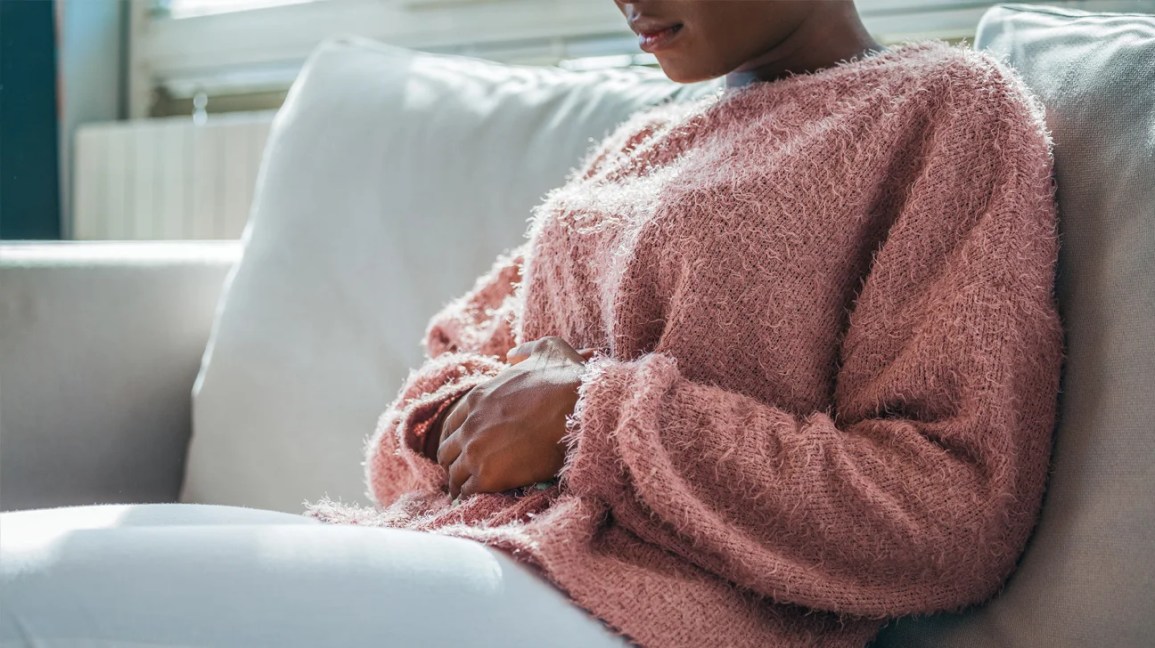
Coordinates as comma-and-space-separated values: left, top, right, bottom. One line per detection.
127, 0, 1150, 118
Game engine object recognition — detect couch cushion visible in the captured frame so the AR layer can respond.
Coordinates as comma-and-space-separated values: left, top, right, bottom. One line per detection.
183, 37, 720, 512
875, 4, 1155, 646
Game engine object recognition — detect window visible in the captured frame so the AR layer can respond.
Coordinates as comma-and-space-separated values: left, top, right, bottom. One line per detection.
158, 0, 318, 19
134, 0, 1137, 118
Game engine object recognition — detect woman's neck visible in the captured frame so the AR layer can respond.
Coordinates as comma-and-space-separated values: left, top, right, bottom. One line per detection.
724, 9, 887, 89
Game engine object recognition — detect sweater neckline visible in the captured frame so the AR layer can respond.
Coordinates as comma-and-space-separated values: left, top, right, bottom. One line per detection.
704, 39, 951, 108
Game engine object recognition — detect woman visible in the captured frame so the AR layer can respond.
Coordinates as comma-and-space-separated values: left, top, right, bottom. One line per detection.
312, 0, 1064, 645
1, 2, 1063, 647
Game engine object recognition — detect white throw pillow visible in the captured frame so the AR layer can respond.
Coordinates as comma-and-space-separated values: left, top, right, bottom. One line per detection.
183, 37, 720, 512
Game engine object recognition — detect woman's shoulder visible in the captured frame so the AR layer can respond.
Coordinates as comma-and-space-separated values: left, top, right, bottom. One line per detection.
894, 41, 1049, 134
875, 40, 1028, 90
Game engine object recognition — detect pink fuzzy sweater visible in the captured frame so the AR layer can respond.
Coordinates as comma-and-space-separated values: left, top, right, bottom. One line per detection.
308, 40, 1064, 647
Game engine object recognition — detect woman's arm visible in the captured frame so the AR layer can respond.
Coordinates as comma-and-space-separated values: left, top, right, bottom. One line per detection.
557, 96, 1064, 618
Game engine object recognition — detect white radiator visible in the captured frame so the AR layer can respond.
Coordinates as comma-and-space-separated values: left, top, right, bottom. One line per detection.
73, 112, 274, 240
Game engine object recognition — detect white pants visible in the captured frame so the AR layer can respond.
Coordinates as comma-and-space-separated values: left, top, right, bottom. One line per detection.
0, 504, 632, 647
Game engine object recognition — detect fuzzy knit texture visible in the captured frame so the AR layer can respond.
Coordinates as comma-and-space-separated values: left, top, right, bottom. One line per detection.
306, 40, 1065, 648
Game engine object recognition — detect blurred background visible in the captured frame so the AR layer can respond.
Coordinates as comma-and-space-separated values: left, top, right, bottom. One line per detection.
0, 0, 1146, 241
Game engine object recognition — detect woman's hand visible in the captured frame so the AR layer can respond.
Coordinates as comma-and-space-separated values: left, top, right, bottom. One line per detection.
435, 337, 596, 500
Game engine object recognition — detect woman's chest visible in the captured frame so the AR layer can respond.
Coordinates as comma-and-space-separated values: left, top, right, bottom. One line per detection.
521, 149, 879, 412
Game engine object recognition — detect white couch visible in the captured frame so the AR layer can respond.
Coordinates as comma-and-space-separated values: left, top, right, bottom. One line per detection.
2, 4, 1152, 646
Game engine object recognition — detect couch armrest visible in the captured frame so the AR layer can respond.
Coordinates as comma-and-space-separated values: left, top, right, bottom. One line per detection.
0, 242, 239, 511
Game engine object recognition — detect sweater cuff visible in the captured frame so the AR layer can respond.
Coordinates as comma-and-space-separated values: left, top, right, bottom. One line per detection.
401, 373, 493, 459
557, 353, 681, 503
365, 353, 504, 507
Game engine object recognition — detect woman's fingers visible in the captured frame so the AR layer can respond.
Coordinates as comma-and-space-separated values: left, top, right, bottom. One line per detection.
445, 439, 483, 500
434, 389, 473, 466
442, 396, 468, 440
458, 474, 480, 500
577, 348, 597, 360
436, 427, 462, 471
447, 458, 471, 500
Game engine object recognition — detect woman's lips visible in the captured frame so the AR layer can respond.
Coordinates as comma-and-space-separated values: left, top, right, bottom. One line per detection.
637, 24, 683, 53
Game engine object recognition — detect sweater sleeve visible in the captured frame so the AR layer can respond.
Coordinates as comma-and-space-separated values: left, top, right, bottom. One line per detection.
557, 88, 1065, 618
364, 245, 526, 507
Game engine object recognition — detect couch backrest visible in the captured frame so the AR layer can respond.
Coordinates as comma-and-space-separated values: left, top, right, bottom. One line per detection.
184, 37, 721, 512
876, 4, 1155, 647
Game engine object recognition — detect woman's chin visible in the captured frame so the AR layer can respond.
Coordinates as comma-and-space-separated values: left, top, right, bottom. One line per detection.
657, 64, 717, 85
